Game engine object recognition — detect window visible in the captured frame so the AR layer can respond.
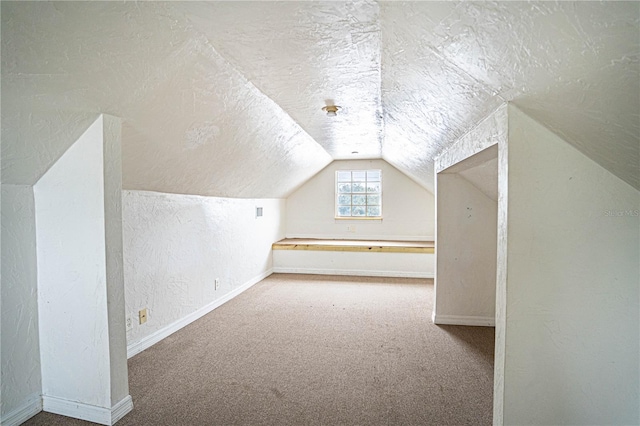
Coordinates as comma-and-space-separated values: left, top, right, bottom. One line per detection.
336, 170, 382, 218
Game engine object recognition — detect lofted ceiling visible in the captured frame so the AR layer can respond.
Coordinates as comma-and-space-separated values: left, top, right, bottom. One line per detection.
2, 1, 639, 198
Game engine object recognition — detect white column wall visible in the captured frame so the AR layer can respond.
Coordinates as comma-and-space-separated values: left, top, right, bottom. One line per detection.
434, 173, 497, 326
102, 116, 130, 407
34, 115, 131, 424
503, 106, 639, 424
433, 106, 506, 330
285, 159, 434, 241
34, 117, 112, 407
0, 185, 42, 423
122, 191, 285, 354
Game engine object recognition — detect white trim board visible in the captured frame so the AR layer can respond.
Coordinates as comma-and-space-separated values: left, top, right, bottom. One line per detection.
432, 313, 495, 327
1, 393, 42, 426
42, 395, 132, 426
127, 269, 272, 359
273, 267, 433, 279
110, 396, 134, 424
285, 234, 434, 242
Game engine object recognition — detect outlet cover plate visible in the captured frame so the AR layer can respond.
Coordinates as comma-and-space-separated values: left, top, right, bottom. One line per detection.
139, 308, 148, 325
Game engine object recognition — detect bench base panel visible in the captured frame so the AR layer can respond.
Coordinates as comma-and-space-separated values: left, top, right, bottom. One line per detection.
273, 250, 434, 279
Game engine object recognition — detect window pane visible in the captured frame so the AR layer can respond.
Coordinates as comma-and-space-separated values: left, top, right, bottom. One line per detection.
337, 206, 351, 216
367, 170, 381, 181
335, 169, 382, 218
352, 206, 366, 216
352, 195, 366, 205
367, 206, 381, 216
337, 171, 351, 182
338, 183, 351, 193
338, 194, 351, 205
367, 194, 380, 205
366, 182, 380, 193
352, 171, 366, 181
352, 182, 366, 193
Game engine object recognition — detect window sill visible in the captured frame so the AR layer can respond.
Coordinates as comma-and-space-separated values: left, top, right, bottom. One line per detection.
334, 217, 383, 221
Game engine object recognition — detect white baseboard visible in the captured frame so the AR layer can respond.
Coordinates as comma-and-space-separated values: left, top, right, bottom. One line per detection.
127, 269, 272, 358
286, 233, 434, 242
272, 267, 433, 279
432, 313, 495, 327
1, 393, 42, 426
42, 395, 132, 425
111, 395, 134, 424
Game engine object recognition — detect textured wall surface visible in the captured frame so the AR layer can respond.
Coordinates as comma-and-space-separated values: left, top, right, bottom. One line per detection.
122, 191, 285, 347
434, 171, 497, 325
504, 106, 639, 424
34, 117, 112, 408
173, 1, 384, 161
1, 111, 100, 187
2, 2, 637, 195
1, 185, 41, 420
381, 1, 639, 191
1, 2, 331, 197
1, 1, 639, 423
286, 159, 434, 241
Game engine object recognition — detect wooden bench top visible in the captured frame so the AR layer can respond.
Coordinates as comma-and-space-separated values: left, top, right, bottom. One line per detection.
272, 238, 435, 254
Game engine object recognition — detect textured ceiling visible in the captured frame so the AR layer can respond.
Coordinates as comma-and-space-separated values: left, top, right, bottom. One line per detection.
2, 1, 639, 197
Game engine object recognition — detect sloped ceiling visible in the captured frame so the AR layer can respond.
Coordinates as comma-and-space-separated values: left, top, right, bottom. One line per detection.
2, 1, 638, 198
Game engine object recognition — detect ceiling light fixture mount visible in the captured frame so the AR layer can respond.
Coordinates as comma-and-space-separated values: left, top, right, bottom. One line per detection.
322, 105, 341, 117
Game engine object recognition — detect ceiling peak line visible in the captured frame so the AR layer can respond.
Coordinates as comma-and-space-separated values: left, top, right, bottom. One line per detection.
423, 44, 509, 104
433, 102, 508, 164
171, 11, 329, 158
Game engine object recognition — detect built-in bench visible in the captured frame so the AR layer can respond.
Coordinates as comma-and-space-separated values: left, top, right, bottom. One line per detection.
272, 238, 435, 278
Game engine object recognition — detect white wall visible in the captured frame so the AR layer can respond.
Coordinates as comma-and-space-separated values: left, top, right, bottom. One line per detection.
102, 115, 130, 409
1, 185, 42, 424
432, 104, 509, 423
122, 191, 285, 353
285, 159, 434, 241
434, 171, 497, 326
273, 250, 434, 279
502, 106, 639, 425
34, 115, 131, 424
35, 115, 111, 407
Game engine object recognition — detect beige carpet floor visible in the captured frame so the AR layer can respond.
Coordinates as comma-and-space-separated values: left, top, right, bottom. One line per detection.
24, 274, 495, 425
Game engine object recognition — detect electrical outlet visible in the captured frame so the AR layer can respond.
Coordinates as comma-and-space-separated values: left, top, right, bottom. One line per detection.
215, 278, 220, 291
126, 317, 133, 332
347, 225, 356, 233
139, 308, 148, 325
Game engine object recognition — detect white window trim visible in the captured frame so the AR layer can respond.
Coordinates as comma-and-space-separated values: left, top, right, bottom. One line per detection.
335, 169, 383, 220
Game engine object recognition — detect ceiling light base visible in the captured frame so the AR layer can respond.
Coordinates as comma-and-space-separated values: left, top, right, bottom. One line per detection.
322, 105, 341, 117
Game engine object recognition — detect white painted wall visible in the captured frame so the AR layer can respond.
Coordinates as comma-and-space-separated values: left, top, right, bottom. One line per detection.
35, 117, 111, 407
434, 170, 497, 326
101, 115, 130, 410
502, 106, 639, 425
122, 191, 285, 352
34, 115, 131, 424
285, 159, 434, 241
433, 107, 505, 329
1, 185, 42, 424
273, 250, 434, 279
432, 104, 509, 423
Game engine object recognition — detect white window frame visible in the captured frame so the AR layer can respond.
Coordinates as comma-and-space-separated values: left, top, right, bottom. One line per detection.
335, 169, 382, 219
